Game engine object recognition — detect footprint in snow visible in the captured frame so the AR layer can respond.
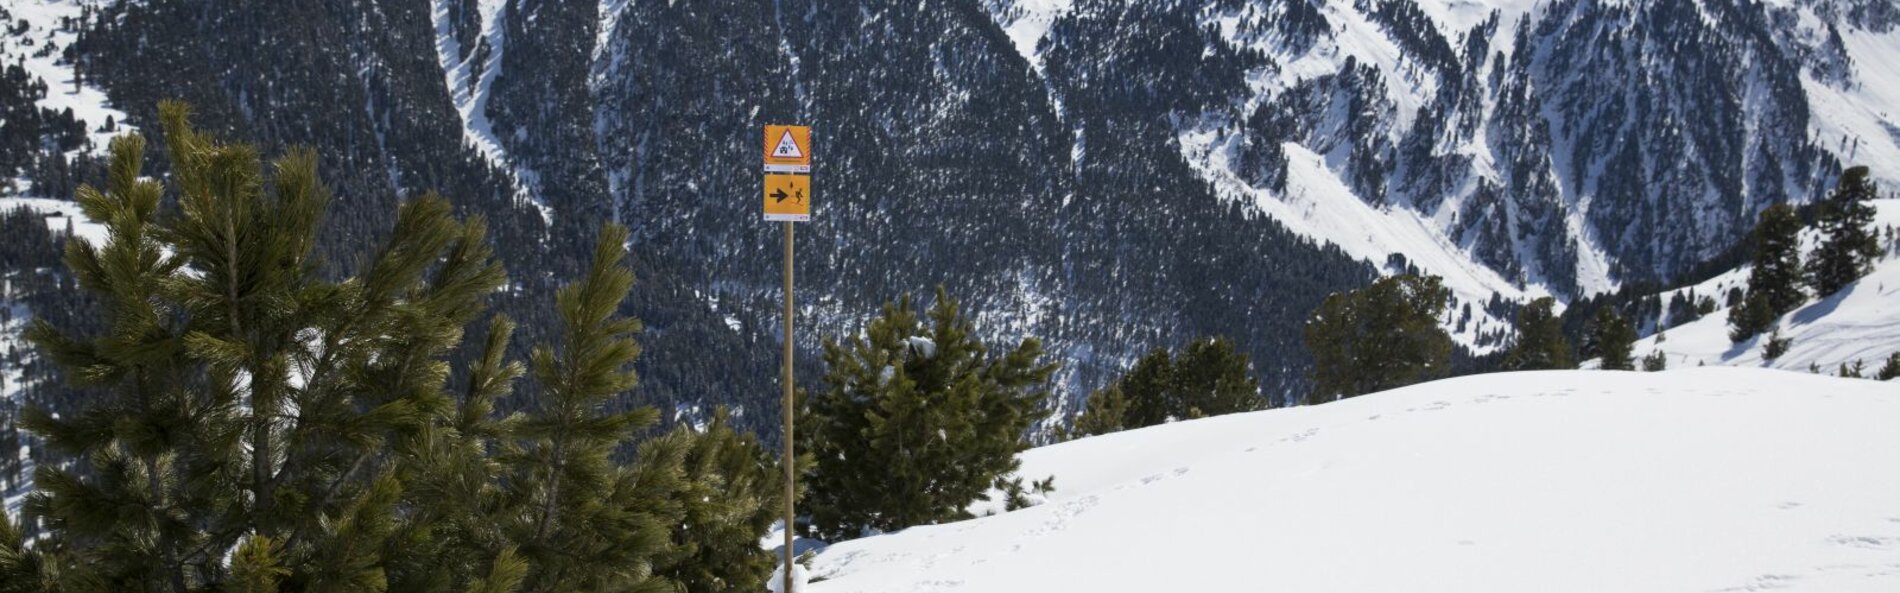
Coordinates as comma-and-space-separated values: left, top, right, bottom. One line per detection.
1829, 535, 1900, 550
1713, 573, 1800, 592
1281, 428, 1320, 443
1139, 468, 1189, 485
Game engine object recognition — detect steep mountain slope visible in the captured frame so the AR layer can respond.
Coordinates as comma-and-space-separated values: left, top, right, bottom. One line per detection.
807, 368, 1900, 592
993, 0, 1900, 303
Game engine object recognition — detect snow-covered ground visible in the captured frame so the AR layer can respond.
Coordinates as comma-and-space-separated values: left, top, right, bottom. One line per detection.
0, 0, 132, 161
806, 368, 1900, 593
0, 196, 108, 245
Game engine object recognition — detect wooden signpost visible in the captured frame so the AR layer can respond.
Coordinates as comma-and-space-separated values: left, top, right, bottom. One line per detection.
766, 124, 812, 593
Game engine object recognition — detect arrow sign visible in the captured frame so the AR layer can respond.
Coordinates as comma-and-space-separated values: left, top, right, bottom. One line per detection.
763, 173, 810, 222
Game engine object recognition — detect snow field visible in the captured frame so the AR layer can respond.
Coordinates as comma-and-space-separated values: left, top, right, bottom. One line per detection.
809, 368, 1900, 593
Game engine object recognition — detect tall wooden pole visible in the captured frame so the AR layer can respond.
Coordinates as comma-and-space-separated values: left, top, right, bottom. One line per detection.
781, 220, 796, 593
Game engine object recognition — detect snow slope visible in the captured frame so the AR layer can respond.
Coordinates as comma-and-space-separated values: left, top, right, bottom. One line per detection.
0, 0, 133, 161
1630, 251, 1900, 373
1620, 199, 1900, 372
808, 368, 1900, 593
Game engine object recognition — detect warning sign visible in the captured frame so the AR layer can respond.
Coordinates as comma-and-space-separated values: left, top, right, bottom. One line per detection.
763, 125, 812, 173
763, 174, 811, 222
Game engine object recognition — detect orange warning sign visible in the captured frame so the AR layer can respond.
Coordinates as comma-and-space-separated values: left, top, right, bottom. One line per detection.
763, 174, 811, 222
764, 125, 812, 173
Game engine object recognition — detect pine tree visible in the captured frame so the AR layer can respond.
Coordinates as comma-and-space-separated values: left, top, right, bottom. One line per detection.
1116, 347, 1176, 428
649, 408, 788, 593
1502, 297, 1573, 370
1593, 307, 1637, 370
1304, 275, 1453, 402
386, 313, 526, 592
23, 103, 513, 591
1072, 337, 1262, 437
1838, 360, 1866, 379
1170, 337, 1265, 419
1762, 327, 1793, 361
0, 511, 53, 593
1069, 383, 1130, 438
22, 130, 198, 591
800, 288, 1057, 542
1807, 166, 1882, 297
498, 223, 677, 593
1877, 352, 1900, 381
1729, 203, 1806, 342
1641, 350, 1668, 372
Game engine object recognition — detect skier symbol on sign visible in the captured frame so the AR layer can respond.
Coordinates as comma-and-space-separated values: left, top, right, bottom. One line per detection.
772, 130, 804, 159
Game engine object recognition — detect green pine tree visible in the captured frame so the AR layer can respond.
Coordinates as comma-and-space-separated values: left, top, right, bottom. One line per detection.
1729, 203, 1806, 342
1069, 383, 1130, 438
1116, 347, 1176, 429
1593, 307, 1637, 371
1877, 352, 1900, 381
0, 511, 53, 593
24, 103, 512, 591
649, 408, 789, 593
1304, 275, 1453, 403
1170, 337, 1265, 419
1807, 166, 1882, 297
498, 223, 677, 593
1502, 297, 1574, 370
799, 288, 1057, 542
1762, 327, 1793, 361
1069, 337, 1261, 437
1838, 360, 1866, 379
1641, 350, 1668, 372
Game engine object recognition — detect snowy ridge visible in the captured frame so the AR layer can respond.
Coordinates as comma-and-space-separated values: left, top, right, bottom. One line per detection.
0, 0, 132, 164
811, 368, 1900, 593
429, 0, 551, 223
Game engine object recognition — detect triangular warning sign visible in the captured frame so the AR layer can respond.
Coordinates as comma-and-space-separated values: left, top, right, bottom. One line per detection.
772, 130, 804, 159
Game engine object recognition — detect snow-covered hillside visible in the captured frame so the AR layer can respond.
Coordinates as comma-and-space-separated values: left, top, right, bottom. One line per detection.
983, 0, 1900, 314
806, 368, 1900, 593
0, 0, 131, 161
1618, 198, 1900, 372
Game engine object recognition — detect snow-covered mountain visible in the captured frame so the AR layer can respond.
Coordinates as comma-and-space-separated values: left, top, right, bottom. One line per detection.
5, 0, 1900, 431
805, 367, 1900, 592
996, 0, 1900, 300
